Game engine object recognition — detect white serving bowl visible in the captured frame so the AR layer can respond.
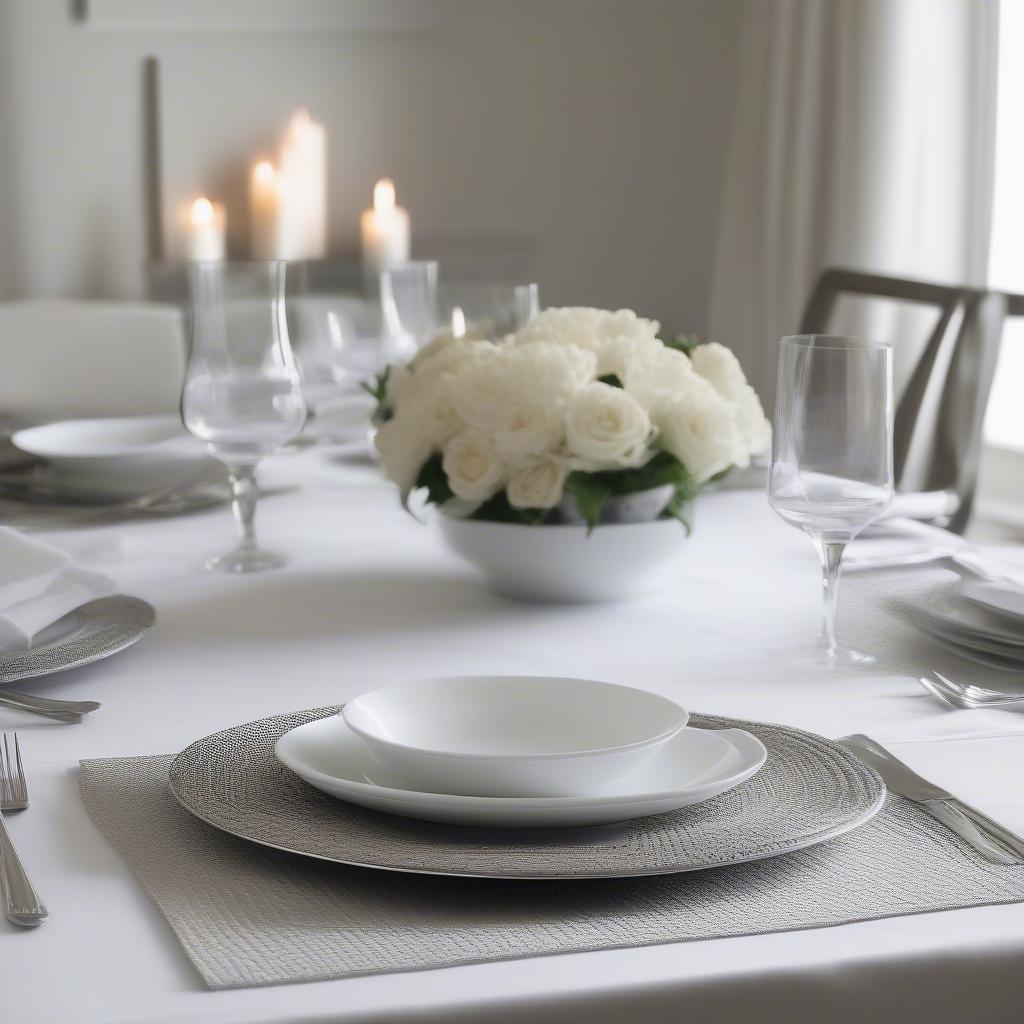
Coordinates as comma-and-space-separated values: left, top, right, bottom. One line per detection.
12, 414, 215, 498
437, 513, 687, 603
342, 675, 688, 798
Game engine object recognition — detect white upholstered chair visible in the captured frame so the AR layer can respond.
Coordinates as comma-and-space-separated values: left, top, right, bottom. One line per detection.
0, 300, 186, 423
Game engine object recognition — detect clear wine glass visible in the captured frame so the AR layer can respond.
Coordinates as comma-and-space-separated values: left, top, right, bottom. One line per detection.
768, 335, 894, 664
182, 261, 307, 572
439, 280, 541, 338
379, 261, 440, 361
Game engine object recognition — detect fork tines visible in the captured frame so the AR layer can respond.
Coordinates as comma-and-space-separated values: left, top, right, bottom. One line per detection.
0, 733, 26, 804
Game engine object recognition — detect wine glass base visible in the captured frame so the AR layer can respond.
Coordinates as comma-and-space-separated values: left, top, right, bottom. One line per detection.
205, 548, 286, 574
772, 641, 878, 670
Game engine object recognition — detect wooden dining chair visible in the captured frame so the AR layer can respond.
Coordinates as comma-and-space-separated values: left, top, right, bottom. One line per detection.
799, 268, 1016, 533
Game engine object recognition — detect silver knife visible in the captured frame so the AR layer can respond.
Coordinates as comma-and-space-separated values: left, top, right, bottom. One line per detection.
838, 733, 1024, 865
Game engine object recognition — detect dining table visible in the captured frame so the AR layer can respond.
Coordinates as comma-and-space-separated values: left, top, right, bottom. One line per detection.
2, 447, 1024, 1024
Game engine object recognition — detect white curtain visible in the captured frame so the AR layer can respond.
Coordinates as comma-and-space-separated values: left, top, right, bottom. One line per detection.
708, 0, 1000, 405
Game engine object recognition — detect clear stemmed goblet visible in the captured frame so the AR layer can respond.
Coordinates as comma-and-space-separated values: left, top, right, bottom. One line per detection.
768, 335, 894, 664
182, 261, 307, 572
378, 261, 440, 362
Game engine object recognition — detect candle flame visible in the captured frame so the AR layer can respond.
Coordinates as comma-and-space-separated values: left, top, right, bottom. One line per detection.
451, 306, 467, 339
190, 197, 215, 226
374, 178, 396, 214
254, 160, 276, 185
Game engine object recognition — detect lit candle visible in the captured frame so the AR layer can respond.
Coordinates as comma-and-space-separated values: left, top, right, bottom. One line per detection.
248, 108, 328, 260
450, 306, 466, 338
361, 178, 411, 268
183, 197, 226, 261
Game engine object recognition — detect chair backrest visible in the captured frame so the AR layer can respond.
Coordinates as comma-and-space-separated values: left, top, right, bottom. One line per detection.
799, 268, 1012, 533
0, 300, 186, 423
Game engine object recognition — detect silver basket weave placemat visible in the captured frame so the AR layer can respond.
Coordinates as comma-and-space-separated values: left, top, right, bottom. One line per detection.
167, 708, 884, 878
81, 728, 1024, 990
0, 595, 155, 684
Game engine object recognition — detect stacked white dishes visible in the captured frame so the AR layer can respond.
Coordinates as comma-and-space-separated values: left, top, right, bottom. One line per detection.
276, 675, 766, 827
11, 414, 218, 501
909, 578, 1024, 670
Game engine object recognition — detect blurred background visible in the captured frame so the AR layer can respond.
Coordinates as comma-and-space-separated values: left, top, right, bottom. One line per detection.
0, 0, 1021, 532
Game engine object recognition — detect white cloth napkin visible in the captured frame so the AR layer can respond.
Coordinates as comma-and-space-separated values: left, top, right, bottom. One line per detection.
0, 526, 115, 651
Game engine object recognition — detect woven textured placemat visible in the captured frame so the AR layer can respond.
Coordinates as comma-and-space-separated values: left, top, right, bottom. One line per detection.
81, 743, 1024, 990
167, 709, 884, 878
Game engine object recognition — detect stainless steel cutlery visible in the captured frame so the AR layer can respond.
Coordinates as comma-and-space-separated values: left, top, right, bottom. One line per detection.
0, 733, 48, 926
918, 672, 1024, 712
0, 688, 100, 723
839, 733, 1024, 865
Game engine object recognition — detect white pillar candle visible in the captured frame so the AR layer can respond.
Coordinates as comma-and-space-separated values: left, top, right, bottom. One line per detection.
361, 178, 411, 268
183, 197, 226, 261
280, 108, 327, 259
250, 160, 287, 259
248, 109, 329, 260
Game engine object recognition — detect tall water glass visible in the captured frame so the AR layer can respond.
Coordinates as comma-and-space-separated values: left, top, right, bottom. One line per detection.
768, 335, 894, 664
182, 262, 307, 572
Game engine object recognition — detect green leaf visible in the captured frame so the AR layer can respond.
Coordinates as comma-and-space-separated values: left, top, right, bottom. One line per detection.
661, 333, 700, 357
661, 489, 694, 535
414, 454, 454, 506
564, 472, 612, 532
363, 367, 395, 424
597, 373, 624, 388
469, 492, 555, 526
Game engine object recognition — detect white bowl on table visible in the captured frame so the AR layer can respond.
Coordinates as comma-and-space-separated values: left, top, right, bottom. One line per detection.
12, 414, 216, 499
341, 675, 689, 798
437, 514, 687, 603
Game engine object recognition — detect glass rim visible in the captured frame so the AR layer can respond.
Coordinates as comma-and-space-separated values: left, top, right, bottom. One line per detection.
780, 334, 893, 351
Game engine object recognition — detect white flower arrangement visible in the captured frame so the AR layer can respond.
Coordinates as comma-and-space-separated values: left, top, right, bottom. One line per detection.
369, 307, 770, 529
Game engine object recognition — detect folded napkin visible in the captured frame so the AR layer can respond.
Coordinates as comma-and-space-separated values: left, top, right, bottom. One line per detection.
0, 526, 114, 651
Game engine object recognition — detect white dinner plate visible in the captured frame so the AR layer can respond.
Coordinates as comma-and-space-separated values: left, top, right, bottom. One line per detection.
961, 580, 1024, 624
275, 713, 766, 827
12, 414, 216, 499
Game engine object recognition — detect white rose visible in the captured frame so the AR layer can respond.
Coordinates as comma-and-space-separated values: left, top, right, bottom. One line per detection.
690, 342, 750, 401
493, 400, 565, 464
656, 392, 749, 484
507, 455, 569, 510
442, 430, 506, 502
565, 382, 653, 468
374, 410, 433, 496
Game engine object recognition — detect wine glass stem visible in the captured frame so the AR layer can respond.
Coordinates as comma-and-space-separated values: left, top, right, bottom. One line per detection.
227, 464, 260, 552
814, 538, 846, 656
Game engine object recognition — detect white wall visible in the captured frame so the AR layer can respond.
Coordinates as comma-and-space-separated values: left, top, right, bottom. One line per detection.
0, 0, 742, 335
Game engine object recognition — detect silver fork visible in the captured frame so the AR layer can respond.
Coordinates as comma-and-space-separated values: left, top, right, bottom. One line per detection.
919, 671, 1024, 711
0, 734, 48, 926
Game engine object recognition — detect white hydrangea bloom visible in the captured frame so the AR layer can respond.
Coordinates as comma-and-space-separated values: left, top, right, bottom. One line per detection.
514, 307, 660, 377
374, 410, 434, 496
447, 346, 512, 429
690, 342, 750, 401
622, 340, 721, 414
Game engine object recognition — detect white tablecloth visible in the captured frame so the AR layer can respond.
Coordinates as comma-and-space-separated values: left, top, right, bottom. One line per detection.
3, 451, 1024, 1024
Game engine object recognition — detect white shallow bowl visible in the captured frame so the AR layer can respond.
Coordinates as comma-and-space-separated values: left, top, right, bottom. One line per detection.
12, 414, 214, 498
275, 713, 767, 828
437, 514, 686, 603
342, 675, 688, 798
